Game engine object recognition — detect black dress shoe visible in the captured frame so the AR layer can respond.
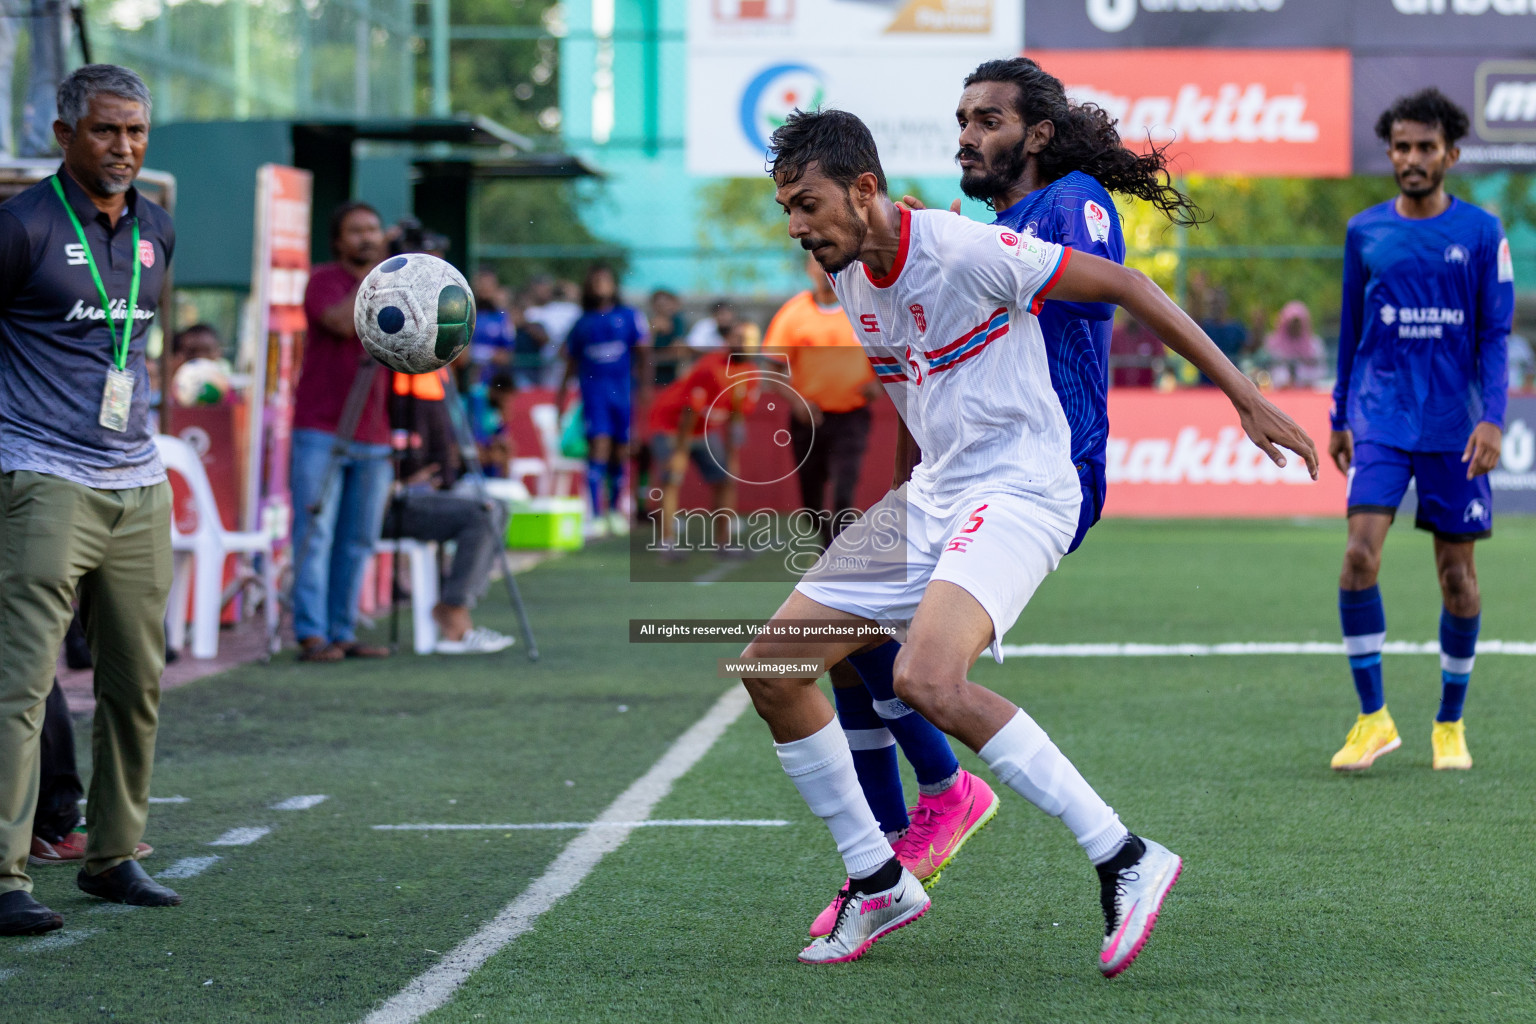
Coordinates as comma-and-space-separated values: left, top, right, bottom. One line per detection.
77, 859, 182, 907
0, 889, 64, 935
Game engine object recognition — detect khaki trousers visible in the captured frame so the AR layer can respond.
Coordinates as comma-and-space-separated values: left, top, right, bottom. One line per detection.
0, 471, 171, 892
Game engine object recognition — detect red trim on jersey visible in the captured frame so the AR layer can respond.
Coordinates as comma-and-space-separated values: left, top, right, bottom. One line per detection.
863, 205, 911, 289
1029, 246, 1073, 315
924, 307, 1006, 360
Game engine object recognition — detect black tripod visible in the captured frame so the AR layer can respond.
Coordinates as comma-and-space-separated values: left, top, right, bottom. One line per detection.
288, 356, 539, 660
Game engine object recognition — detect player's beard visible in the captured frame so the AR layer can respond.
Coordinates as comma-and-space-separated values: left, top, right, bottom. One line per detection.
958, 143, 1029, 206
800, 199, 867, 274
1396, 163, 1444, 200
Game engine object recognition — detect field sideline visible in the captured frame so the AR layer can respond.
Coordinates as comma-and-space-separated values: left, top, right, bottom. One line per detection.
8, 518, 1536, 1023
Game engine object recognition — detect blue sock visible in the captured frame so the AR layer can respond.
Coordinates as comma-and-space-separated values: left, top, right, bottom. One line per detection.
605, 460, 623, 511
847, 640, 959, 790
833, 684, 908, 835
1438, 609, 1479, 722
1340, 586, 1386, 715
585, 462, 605, 515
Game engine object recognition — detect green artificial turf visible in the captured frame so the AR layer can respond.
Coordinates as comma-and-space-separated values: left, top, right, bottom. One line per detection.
6, 519, 1536, 1023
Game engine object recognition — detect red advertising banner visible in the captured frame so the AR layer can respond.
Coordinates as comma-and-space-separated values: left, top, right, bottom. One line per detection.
1028, 49, 1353, 177
241, 165, 313, 547
1104, 389, 1344, 518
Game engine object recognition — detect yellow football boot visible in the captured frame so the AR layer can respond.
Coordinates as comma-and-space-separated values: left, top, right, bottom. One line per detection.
1331, 707, 1401, 771
1431, 719, 1472, 770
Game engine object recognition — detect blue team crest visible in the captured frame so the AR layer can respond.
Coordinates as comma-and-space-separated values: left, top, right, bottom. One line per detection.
739, 64, 825, 153
1444, 244, 1470, 264
1465, 498, 1489, 523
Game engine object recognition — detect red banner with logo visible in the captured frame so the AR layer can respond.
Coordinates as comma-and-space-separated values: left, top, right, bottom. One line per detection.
1028, 49, 1353, 178
1104, 389, 1344, 518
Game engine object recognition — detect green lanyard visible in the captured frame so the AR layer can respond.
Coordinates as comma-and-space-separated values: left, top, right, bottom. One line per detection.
51, 175, 140, 372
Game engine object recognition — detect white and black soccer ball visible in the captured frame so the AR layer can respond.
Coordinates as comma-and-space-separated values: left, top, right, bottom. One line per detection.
354, 253, 475, 374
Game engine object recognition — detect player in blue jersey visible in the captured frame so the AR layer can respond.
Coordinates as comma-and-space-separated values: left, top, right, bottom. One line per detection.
560, 265, 648, 535
1328, 89, 1513, 773
804, 57, 1228, 940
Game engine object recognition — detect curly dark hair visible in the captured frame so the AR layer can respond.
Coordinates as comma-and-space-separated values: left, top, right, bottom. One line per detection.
964, 58, 1203, 225
766, 108, 888, 197
1374, 87, 1469, 147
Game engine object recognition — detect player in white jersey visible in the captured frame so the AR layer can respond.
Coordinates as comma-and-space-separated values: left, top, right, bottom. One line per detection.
739, 109, 1318, 972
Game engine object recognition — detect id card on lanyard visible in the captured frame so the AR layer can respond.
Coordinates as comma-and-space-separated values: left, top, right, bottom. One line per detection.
51, 175, 141, 433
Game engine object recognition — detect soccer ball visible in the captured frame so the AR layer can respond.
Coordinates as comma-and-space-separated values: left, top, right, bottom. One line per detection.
353, 253, 475, 374
171, 358, 231, 407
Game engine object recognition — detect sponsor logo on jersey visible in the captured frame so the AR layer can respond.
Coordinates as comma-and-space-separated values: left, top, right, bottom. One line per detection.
859, 312, 880, 334
1066, 80, 1317, 145
999, 231, 1020, 247
1444, 243, 1469, 264
64, 243, 89, 266
909, 303, 927, 333
139, 239, 155, 268
64, 298, 156, 323
1379, 304, 1464, 338
1083, 200, 1111, 243
1498, 237, 1515, 283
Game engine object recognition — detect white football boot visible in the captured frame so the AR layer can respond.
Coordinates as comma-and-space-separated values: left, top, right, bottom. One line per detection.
797, 866, 929, 965
1097, 836, 1182, 978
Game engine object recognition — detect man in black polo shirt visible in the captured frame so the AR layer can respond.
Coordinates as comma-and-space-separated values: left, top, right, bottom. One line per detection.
0, 63, 183, 935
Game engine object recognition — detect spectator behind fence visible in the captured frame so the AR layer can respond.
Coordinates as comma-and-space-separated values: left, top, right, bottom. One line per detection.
686, 300, 737, 351
649, 289, 688, 386
765, 253, 880, 548
0, 63, 184, 933
1197, 285, 1247, 386
526, 274, 581, 388
1109, 314, 1164, 388
384, 371, 515, 654
289, 202, 395, 663
1264, 301, 1327, 388
469, 269, 514, 381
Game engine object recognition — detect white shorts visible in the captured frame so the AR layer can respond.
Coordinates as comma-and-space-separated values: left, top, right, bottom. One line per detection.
795, 486, 1076, 663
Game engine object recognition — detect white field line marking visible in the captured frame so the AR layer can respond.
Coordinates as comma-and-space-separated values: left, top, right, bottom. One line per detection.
89, 903, 141, 915
372, 819, 789, 832
272, 794, 329, 811
148, 795, 190, 804
20, 928, 99, 952
691, 561, 738, 586
998, 640, 1536, 658
362, 686, 753, 1024
208, 826, 271, 847
0, 968, 17, 982
156, 855, 222, 880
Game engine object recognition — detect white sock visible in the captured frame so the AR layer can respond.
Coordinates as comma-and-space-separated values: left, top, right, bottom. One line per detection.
775, 719, 895, 878
978, 709, 1130, 864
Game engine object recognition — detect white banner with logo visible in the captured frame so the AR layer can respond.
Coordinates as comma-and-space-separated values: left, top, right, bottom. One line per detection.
686, 0, 1020, 176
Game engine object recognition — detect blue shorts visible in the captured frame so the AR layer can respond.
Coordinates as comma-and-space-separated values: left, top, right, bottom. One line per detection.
579, 378, 631, 444
1068, 457, 1106, 554
1347, 442, 1492, 541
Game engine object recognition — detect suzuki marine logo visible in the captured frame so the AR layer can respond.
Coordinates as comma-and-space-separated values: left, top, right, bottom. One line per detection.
1477, 61, 1536, 143
1380, 304, 1397, 326
1086, 0, 1286, 34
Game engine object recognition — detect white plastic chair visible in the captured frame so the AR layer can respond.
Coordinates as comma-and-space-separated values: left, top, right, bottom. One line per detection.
528, 403, 586, 498
373, 538, 440, 654
155, 434, 278, 660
